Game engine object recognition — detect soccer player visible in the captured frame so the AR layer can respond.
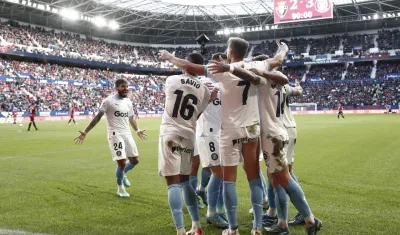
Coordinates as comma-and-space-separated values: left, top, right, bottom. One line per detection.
74, 78, 147, 197
27, 105, 38, 131
197, 53, 229, 228
134, 108, 140, 119
230, 49, 322, 234
158, 53, 217, 235
160, 37, 268, 235
68, 107, 76, 125
338, 104, 345, 119
12, 110, 17, 125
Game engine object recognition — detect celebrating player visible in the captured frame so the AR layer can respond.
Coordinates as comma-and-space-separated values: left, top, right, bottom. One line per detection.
68, 107, 77, 125
27, 105, 38, 131
74, 78, 147, 197
12, 109, 17, 125
158, 53, 217, 235
160, 37, 269, 235
338, 104, 345, 119
231, 46, 322, 234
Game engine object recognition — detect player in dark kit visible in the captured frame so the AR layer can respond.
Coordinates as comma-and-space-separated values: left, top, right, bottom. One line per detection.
134, 108, 140, 120
338, 104, 345, 119
28, 106, 38, 131
68, 107, 76, 125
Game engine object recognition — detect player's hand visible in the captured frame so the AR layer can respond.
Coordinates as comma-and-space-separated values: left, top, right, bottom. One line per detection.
158, 50, 173, 61
208, 61, 230, 74
295, 78, 300, 86
136, 129, 147, 140
210, 87, 219, 102
277, 41, 289, 53
74, 131, 87, 145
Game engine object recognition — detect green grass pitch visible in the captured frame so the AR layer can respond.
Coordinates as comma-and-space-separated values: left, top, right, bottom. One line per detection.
0, 114, 399, 235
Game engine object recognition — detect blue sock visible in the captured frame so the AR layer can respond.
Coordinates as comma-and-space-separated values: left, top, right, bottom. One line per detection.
200, 169, 212, 189
216, 180, 224, 213
168, 184, 184, 229
267, 178, 276, 209
290, 171, 299, 182
260, 170, 268, 198
284, 177, 312, 218
116, 166, 124, 186
274, 184, 289, 220
181, 181, 200, 222
223, 181, 238, 230
207, 175, 222, 215
189, 175, 198, 191
124, 161, 136, 174
249, 178, 264, 229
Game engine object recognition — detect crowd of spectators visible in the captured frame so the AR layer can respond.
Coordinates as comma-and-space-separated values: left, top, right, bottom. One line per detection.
342, 34, 375, 54
309, 36, 341, 55
345, 63, 372, 80
306, 64, 345, 81
376, 62, 400, 79
377, 29, 400, 51
292, 78, 400, 108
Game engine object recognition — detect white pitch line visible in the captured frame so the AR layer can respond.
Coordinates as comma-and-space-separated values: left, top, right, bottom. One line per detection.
0, 229, 50, 235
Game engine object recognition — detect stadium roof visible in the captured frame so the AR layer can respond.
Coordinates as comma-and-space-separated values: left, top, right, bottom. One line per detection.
1, 0, 400, 44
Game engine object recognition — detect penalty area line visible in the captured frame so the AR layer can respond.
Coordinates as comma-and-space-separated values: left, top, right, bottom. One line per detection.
0, 228, 50, 235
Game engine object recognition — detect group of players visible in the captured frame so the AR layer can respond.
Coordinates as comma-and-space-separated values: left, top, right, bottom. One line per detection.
74, 37, 322, 235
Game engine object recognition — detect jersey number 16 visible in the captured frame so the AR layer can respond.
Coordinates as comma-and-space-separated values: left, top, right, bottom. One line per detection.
172, 89, 198, 121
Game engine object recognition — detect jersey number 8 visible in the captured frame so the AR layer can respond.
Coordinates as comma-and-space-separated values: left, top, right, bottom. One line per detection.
172, 89, 198, 121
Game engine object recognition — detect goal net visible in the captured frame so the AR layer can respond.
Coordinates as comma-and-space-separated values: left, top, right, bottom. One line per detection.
289, 103, 317, 112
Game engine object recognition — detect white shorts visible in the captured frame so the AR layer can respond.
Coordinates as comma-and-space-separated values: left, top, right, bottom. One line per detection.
220, 124, 260, 167
197, 135, 221, 168
261, 135, 288, 173
158, 135, 194, 177
108, 134, 139, 161
285, 127, 297, 164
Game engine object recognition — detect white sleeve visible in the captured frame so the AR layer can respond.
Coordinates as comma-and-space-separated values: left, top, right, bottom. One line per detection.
128, 102, 134, 118
99, 98, 109, 113
205, 67, 227, 82
286, 86, 293, 97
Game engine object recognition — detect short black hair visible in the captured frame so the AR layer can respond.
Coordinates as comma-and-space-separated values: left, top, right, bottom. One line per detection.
186, 53, 205, 65
252, 52, 262, 57
212, 53, 228, 61
115, 78, 128, 88
252, 54, 270, 61
228, 37, 249, 60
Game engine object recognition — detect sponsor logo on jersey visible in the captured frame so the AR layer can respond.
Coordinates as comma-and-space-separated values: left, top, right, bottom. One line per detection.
171, 146, 194, 154
114, 111, 129, 117
212, 98, 221, 106
232, 137, 250, 146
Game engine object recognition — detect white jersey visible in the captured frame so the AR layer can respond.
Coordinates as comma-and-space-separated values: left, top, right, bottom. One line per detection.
257, 70, 287, 138
196, 77, 221, 137
160, 74, 211, 140
282, 85, 297, 128
208, 62, 260, 129
99, 94, 134, 136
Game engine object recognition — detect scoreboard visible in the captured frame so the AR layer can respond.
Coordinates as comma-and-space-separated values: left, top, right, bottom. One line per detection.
274, 0, 333, 24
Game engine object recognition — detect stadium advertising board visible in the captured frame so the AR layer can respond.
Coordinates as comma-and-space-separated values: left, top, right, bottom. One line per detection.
274, 0, 333, 24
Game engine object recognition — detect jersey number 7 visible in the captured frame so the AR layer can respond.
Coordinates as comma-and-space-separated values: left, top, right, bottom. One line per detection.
172, 89, 198, 121
237, 81, 251, 105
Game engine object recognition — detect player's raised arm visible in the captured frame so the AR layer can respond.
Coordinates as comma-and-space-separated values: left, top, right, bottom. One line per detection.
290, 79, 303, 96
266, 41, 289, 70
249, 68, 289, 85
74, 111, 104, 144
208, 60, 267, 86
159, 50, 206, 75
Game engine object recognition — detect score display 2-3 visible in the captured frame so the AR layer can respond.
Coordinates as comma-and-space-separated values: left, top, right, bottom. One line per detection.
274, 0, 333, 24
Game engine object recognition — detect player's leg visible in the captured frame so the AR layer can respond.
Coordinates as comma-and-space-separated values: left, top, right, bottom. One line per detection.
242, 139, 264, 235
196, 167, 211, 206
180, 138, 203, 235
198, 136, 228, 229
264, 137, 322, 234
159, 135, 187, 235
190, 147, 204, 209
68, 118, 72, 124
32, 118, 38, 130
341, 112, 345, 119
13, 118, 16, 125
249, 141, 269, 214
109, 135, 129, 197
220, 128, 241, 235
73, 118, 76, 124
123, 135, 140, 187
